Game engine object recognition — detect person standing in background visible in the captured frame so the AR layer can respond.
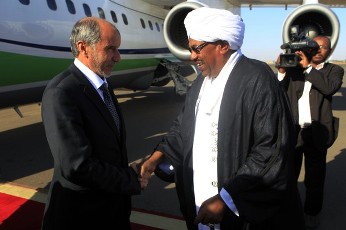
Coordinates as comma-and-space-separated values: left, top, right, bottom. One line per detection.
276, 35, 344, 229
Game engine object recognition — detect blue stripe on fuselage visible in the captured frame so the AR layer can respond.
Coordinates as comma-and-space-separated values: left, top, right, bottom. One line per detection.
0, 38, 170, 54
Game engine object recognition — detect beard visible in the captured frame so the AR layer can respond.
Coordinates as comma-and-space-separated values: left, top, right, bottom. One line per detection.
89, 48, 114, 77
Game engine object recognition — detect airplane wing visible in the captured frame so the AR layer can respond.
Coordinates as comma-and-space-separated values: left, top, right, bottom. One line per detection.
233, 0, 345, 7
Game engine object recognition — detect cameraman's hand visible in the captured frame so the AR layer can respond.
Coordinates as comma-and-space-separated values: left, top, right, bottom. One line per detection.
295, 51, 310, 69
275, 54, 286, 74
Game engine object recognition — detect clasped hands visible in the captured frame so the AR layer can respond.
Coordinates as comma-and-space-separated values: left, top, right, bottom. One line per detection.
129, 161, 151, 189
130, 151, 164, 190
130, 152, 227, 227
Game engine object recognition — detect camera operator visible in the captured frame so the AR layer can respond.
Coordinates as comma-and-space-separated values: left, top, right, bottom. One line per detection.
276, 35, 344, 229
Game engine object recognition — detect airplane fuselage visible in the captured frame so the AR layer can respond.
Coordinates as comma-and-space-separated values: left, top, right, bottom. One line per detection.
0, 0, 172, 108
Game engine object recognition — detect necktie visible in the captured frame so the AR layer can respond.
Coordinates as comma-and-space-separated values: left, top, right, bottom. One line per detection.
100, 83, 121, 132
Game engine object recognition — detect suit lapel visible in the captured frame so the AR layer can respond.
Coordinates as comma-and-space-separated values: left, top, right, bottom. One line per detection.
69, 65, 121, 139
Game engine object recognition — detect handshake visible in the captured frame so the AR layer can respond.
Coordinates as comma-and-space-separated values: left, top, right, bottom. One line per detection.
129, 150, 166, 189
129, 150, 228, 227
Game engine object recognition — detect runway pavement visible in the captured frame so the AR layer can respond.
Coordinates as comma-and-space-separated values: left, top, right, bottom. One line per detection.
0, 64, 345, 229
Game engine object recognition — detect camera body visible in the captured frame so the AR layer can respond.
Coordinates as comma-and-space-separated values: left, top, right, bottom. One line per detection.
278, 25, 320, 68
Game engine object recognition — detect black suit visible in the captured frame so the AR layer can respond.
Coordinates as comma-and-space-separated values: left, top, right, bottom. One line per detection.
41, 64, 141, 230
281, 63, 343, 150
280, 62, 344, 215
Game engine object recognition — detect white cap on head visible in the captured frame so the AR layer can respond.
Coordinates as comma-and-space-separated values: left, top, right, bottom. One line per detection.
184, 7, 245, 50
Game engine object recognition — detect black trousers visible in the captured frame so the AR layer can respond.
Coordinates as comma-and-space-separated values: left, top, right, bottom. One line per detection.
295, 126, 327, 216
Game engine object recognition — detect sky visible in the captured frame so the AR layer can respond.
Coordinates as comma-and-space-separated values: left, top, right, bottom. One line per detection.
239, 7, 345, 62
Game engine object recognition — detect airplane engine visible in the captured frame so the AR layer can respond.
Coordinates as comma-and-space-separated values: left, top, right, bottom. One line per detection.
282, 3, 340, 58
163, 1, 205, 61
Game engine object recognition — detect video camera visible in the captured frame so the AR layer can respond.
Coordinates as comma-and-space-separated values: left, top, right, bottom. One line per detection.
278, 25, 319, 68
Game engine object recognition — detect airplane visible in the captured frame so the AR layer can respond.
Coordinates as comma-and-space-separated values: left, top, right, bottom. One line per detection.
0, 0, 191, 113
163, 0, 342, 61
147, 0, 345, 183
0, 0, 343, 115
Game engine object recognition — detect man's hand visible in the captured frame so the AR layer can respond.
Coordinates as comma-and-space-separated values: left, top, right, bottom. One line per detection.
130, 162, 149, 189
295, 50, 310, 69
139, 151, 164, 178
194, 194, 227, 226
130, 151, 165, 190
275, 54, 286, 74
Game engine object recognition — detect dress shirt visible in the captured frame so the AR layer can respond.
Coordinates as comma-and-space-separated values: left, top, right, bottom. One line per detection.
277, 62, 325, 127
74, 59, 107, 99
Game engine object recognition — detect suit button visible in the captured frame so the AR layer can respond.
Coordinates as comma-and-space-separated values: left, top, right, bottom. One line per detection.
211, 181, 218, 187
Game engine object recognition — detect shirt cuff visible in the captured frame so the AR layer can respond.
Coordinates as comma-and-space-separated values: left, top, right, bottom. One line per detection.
304, 64, 312, 74
277, 72, 286, 81
220, 188, 239, 216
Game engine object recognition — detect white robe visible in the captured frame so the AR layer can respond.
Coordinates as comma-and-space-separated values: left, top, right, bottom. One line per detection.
193, 50, 242, 230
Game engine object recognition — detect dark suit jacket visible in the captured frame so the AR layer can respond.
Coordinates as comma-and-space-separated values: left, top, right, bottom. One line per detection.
281, 63, 344, 150
41, 64, 141, 230
155, 56, 304, 230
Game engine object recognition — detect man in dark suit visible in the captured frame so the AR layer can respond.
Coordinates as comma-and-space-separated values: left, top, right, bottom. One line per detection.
41, 17, 144, 230
277, 35, 344, 229
139, 7, 305, 230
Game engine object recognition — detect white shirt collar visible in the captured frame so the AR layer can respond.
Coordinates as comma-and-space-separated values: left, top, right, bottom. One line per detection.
74, 58, 106, 90
315, 62, 325, 70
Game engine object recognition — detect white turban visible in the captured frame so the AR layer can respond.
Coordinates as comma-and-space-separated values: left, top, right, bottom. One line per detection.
184, 7, 245, 50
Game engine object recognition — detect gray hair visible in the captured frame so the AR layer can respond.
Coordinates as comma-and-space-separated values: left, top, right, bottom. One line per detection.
70, 17, 101, 57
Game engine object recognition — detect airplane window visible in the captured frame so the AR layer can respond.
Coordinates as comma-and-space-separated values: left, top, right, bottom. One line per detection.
47, 0, 57, 11
122, 14, 128, 25
140, 19, 146, 29
66, 0, 76, 14
98, 7, 105, 19
148, 21, 153, 30
19, 0, 30, 5
110, 11, 118, 23
83, 3, 92, 16
155, 22, 160, 32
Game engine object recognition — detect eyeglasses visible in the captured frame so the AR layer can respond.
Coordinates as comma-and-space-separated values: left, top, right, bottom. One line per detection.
319, 45, 329, 50
189, 42, 211, 54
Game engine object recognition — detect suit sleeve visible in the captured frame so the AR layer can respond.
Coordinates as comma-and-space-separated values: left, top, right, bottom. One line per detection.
306, 64, 344, 95
42, 86, 141, 195
154, 105, 185, 168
